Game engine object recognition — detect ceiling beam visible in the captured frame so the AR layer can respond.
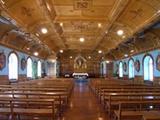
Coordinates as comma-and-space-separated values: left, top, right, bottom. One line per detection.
54, 16, 107, 22
62, 31, 97, 36
92, 0, 130, 51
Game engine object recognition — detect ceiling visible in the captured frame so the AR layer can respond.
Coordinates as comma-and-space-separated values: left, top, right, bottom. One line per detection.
0, 0, 160, 59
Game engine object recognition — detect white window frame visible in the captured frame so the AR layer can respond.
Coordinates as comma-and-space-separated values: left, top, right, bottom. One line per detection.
37, 60, 41, 77
143, 56, 153, 81
8, 53, 18, 80
129, 59, 135, 79
27, 58, 33, 78
119, 62, 123, 78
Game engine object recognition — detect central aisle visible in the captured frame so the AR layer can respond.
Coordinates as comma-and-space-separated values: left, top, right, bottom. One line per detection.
60, 81, 109, 120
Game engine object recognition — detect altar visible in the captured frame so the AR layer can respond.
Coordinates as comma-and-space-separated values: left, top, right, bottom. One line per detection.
72, 73, 89, 79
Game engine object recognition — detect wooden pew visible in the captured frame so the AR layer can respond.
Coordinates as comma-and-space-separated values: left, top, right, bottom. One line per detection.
114, 100, 160, 120
104, 93, 160, 116
90, 79, 160, 120
0, 79, 74, 119
100, 87, 160, 104
143, 112, 160, 120
0, 98, 55, 120
0, 90, 69, 114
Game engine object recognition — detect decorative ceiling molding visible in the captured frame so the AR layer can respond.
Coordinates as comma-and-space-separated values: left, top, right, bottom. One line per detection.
0, 0, 160, 59
74, 0, 92, 10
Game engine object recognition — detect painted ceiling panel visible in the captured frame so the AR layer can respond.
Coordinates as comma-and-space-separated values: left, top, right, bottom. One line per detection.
0, 0, 159, 59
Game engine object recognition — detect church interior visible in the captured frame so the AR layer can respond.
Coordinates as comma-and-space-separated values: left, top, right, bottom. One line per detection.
0, 0, 160, 120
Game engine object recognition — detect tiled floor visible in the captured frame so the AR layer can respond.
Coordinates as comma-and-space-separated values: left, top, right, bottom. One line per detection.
59, 81, 110, 120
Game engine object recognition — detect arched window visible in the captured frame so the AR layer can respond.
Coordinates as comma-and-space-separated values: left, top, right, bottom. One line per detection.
27, 58, 32, 78
119, 62, 123, 78
103, 62, 107, 76
37, 61, 41, 77
129, 59, 135, 79
143, 55, 153, 81
9, 53, 18, 80
100, 63, 103, 76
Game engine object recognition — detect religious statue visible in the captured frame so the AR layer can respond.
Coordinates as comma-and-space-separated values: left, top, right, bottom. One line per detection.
21, 58, 26, 71
156, 54, 160, 71
74, 55, 87, 70
0, 52, 6, 71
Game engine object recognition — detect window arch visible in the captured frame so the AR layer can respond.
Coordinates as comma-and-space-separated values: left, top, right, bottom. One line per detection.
37, 60, 41, 77
143, 55, 153, 81
8, 52, 18, 80
119, 62, 123, 78
100, 62, 103, 76
128, 59, 135, 79
33, 61, 37, 79
27, 57, 33, 78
